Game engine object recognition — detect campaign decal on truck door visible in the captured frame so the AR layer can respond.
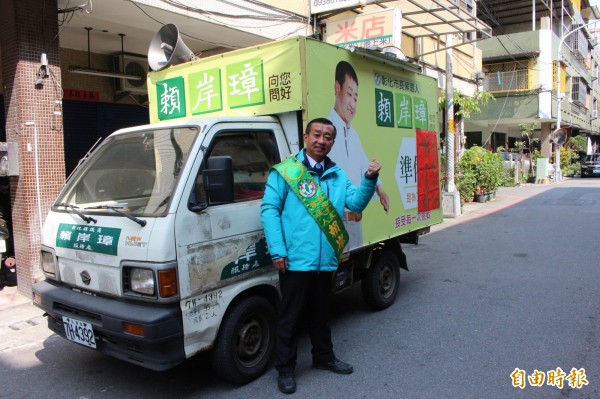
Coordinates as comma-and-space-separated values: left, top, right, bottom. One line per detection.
56, 223, 121, 256
220, 237, 271, 280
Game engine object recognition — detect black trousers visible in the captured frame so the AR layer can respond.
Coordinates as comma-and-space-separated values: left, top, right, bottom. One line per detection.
274, 270, 335, 373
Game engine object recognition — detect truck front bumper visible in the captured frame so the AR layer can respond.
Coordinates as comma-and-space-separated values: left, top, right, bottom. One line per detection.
33, 279, 185, 371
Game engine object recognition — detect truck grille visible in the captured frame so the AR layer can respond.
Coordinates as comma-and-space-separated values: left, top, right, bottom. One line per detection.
54, 302, 101, 322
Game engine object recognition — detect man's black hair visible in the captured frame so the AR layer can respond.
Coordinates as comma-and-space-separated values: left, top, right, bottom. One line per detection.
305, 117, 337, 139
335, 60, 358, 87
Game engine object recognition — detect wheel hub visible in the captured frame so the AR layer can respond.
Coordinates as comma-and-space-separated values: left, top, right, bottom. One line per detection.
379, 265, 394, 297
237, 319, 262, 360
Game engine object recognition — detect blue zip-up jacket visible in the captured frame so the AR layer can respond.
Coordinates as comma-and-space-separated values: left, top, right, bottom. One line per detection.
260, 149, 377, 272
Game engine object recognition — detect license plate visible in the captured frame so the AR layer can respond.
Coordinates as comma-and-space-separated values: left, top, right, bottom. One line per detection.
0, 239, 5, 253
593, 169, 600, 174
62, 316, 97, 349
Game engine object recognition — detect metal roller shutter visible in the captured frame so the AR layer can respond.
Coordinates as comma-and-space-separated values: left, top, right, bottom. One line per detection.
63, 101, 149, 176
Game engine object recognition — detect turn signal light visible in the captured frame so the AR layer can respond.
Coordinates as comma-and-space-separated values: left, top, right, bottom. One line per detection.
34, 292, 42, 305
158, 269, 178, 298
123, 322, 145, 337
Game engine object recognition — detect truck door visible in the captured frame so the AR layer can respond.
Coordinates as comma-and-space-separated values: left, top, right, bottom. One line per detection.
175, 123, 287, 299
175, 122, 288, 383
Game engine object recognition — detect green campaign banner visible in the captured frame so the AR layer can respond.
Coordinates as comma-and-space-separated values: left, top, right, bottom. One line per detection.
156, 76, 187, 120
396, 93, 413, 129
226, 58, 265, 109
414, 97, 429, 129
302, 39, 442, 250
148, 39, 303, 123
56, 223, 121, 256
189, 68, 223, 115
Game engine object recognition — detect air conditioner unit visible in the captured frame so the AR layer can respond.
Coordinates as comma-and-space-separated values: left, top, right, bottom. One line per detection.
114, 55, 148, 95
592, 109, 598, 119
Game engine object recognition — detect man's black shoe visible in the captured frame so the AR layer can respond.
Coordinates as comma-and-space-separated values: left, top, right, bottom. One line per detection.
313, 358, 354, 374
278, 372, 296, 394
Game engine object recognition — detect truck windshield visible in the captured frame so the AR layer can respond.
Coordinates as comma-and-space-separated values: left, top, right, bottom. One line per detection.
55, 127, 198, 217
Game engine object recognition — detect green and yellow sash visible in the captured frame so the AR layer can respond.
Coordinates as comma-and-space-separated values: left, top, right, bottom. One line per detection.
274, 156, 348, 259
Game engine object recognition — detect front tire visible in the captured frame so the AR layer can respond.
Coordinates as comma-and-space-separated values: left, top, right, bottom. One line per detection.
361, 250, 400, 310
210, 296, 276, 385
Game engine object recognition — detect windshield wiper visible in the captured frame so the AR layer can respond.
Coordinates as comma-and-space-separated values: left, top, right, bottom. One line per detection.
85, 205, 147, 227
56, 203, 97, 224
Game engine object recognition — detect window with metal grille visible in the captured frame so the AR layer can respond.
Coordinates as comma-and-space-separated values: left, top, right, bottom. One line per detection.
568, 28, 589, 60
483, 61, 529, 92
571, 77, 587, 105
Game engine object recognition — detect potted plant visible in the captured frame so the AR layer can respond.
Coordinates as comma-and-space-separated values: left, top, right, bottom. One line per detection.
474, 187, 486, 203
456, 146, 504, 202
455, 162, 477, 203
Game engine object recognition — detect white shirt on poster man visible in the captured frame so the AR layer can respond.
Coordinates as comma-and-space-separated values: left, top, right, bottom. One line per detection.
327, 108, 383, 250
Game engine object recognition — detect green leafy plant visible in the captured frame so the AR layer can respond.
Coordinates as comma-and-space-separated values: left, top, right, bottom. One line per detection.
518, 123, 539, 178
568, 135, 587, 152
547, 137, 583, 177
456, 146, 504, 202
438, 89, 495, 201
560, 146, 581, 177
456, 166, 477, 203
500, 166, 517, 187
438, 89, 495, 117
564, 136, 585, 176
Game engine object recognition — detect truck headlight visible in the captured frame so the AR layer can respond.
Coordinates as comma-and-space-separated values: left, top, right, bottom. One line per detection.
123, 261, 178, 301
40, 248, 58, 279
130, 268, 155, 295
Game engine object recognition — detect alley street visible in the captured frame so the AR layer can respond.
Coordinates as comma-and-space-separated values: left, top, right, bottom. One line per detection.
1, 178, 599, 399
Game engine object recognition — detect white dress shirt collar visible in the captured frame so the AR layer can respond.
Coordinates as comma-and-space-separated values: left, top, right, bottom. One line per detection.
305, 153, 322, 169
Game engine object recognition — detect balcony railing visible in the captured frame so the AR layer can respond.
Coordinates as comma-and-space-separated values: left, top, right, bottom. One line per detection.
483, 61, 530, 92
483, 69, 529, 92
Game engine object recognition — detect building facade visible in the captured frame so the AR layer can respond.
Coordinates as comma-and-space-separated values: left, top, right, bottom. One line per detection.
470, 0, 600, 157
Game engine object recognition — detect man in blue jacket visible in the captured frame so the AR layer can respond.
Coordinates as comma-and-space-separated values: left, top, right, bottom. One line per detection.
261, 117, 381, 394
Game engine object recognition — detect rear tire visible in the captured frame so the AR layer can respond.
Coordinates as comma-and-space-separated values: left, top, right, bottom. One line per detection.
210, 296, 276, 385
361, 250, 400, 310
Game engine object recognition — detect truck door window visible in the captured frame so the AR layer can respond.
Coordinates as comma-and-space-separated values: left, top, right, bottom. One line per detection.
196, 131, 279, 203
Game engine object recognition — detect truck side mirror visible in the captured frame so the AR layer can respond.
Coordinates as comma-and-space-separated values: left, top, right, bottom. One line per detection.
202, 156, 234, 206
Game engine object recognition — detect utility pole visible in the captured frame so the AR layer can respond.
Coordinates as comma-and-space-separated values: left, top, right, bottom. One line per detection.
442, 34, 461, 217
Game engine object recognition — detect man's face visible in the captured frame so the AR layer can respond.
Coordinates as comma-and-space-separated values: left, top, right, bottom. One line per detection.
304, 122, 335, 162
334, 74, 358, 124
